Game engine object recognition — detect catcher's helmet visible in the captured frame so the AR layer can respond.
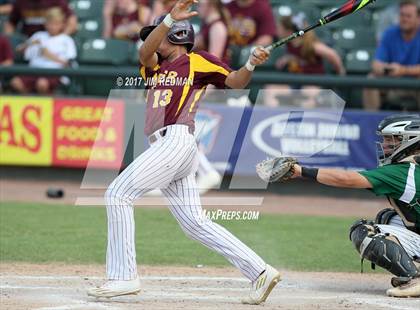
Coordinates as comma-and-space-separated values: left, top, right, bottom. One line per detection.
139, 15, 195, 52
376, 114, 420, 165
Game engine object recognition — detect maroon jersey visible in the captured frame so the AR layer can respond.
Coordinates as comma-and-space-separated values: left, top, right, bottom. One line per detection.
226, 0, 276, 46
200, 19, 230, 65
140, 51, 232, 136
9, 0, 73, 37
0, 35, 13, 63
286, 43, 325, 74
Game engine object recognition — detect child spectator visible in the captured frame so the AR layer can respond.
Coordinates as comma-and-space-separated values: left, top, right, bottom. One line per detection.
103, 0, 151, 41
10, 8, 77, 94
226, 0, 276, 47
196, 0, 230, 65
363, 0, 420, 111
5, 0, 77, 37
276, 14, 345, 75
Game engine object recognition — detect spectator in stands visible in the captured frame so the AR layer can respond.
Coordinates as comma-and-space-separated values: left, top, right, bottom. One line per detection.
0, 35, 13, 66
0, 0, 13, 15
0, 34, 13, 92
363, 0, 420, 111
149, 0, 177, 22
195, 0, 230, 65
10, 8, 77, 94
264, 13, 345, 108
226, 0, 276, 47
4, 0, 77, 37
103, 0, 151, 41
276, 14, 345, 76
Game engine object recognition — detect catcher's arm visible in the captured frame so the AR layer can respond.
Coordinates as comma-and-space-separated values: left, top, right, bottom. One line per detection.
292, 164, 373, 189
256, 157, 372, 188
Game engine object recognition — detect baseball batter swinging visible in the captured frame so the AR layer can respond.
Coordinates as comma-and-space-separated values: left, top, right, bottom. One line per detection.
88, 0, 280, 304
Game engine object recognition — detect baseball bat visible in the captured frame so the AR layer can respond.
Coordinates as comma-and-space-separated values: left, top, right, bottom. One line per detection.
266, 0, 376, 51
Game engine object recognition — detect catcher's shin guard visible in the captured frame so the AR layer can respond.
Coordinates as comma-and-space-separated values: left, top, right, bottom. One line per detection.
349, 219, 418, 278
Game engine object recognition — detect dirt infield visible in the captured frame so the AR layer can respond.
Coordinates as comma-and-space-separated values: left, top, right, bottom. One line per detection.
1, 263, 419, 310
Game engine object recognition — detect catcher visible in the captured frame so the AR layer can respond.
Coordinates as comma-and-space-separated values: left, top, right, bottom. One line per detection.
256, 114, 420, 297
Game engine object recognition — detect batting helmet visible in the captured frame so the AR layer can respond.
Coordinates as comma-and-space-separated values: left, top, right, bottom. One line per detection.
376, 114, 420, 165
139, 15, 195, 52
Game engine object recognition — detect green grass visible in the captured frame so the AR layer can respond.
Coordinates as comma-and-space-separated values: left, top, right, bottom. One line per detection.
0, 202, 368, 272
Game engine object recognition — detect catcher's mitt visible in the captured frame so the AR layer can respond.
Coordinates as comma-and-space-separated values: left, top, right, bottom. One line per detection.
256, 157, 297, 183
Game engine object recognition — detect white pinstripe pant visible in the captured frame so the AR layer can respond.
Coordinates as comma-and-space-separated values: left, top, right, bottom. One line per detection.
377, 215, 420, 259
105, 125, 266, 281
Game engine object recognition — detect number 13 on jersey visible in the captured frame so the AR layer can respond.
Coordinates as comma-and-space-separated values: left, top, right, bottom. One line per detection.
152, 89, 173, 108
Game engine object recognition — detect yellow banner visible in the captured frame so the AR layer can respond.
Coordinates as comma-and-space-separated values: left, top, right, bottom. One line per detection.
0, 96, 53, 166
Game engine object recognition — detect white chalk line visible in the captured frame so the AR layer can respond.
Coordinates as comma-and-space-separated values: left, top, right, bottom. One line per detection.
0, 275, 248, 282
0, 284, 248, 292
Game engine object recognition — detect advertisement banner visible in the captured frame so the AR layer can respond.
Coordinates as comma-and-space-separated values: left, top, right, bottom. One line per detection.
52, 98, 125, 169
198, 104, 392, 176
0, 96, 53, 166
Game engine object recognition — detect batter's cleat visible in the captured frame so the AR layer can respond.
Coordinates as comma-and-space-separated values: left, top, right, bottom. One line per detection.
241, 265, 281, 305
87, 277, 141, 298
386, 276, 420, 298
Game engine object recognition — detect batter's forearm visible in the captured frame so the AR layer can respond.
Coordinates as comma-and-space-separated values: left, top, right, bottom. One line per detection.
225, 67, 253, 89
139, 22, 170, 63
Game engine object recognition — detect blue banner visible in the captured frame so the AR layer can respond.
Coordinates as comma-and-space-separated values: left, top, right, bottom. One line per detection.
196, 104, 392, 176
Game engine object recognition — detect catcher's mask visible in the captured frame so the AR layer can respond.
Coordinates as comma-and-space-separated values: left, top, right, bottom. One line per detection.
376, 114, 420, 166
139, 15, 195, 52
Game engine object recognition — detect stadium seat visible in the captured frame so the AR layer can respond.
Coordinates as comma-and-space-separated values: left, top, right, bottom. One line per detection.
270, 0, 301, 6
0, 14, 8, 33
130, 41, 142, 65
6, 33, 27, 63
308, 0, 338, 10
314, 27, 333, 44
78, 38, 133, 96
69, 0, 105, 21
79, 38, 132, 65
332, 28, 377, 51
369, 0, 394, 11
273, 4, 321, 22
345, 48, 375, 74
75, 19, 103, 42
